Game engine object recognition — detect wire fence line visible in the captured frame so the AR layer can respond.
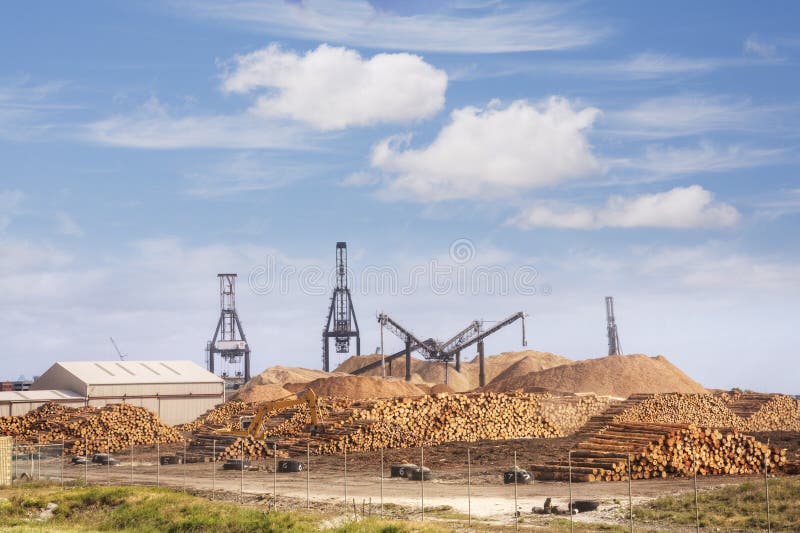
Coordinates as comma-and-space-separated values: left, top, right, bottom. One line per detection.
4, 441, 779, 531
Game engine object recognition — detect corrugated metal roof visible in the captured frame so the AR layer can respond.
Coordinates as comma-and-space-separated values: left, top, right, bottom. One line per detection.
0, 390, 84, 403
51, 360, 223, 385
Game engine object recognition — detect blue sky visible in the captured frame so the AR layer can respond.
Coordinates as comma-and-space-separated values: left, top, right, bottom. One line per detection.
1, 1, 798, 392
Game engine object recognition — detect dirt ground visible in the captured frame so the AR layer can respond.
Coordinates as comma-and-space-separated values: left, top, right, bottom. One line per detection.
50, 434, 800, 530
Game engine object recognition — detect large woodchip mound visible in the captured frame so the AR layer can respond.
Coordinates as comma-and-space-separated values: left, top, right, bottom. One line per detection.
485, 354, 706, 398
284, 374, 427, 400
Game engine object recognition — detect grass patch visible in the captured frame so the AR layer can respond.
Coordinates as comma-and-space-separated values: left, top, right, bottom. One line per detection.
329, 517, 450, 533
634, 477, 800, 530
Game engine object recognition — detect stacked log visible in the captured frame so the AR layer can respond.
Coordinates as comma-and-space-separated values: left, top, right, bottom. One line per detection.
539, 394, 614, 435
613, 394, 744, 429
746, 395, 800, 432
529, 422, 786, 482
315, 392, 561, 454
0, 402, 182, 453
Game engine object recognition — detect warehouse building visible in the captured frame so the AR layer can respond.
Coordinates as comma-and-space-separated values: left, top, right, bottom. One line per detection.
29, 360, 224, 425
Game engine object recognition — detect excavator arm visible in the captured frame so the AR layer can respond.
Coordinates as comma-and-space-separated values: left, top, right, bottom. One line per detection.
220, 389, 323, 439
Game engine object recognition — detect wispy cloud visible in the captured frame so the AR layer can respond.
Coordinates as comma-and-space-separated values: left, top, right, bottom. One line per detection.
0, 190, 25, 232
171, 0, 608, 53
509, 185, 739, 230
0, 77, 72, 141
605, 94, 791, 138
558, 52, 731, 80
185, 152, 312, 196
744, 34, 778, 59
624, 142, 783, 176
54, 212, 85, 237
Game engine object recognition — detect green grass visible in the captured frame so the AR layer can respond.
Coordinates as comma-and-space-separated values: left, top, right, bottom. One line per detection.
634, 477, 800, 530
0, 484, 459, 532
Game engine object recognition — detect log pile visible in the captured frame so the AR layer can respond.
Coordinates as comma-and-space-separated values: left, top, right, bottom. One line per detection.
613, 394, 744, 430
0, 402, 182, 453
313, 392, 562, 454
539, 394, 614, 435
746, 395, 800, 432
529, 422, 786, 482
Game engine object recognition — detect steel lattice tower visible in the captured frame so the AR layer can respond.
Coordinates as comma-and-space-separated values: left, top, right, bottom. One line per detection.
322, 242, 360, 371
206, 273, 251, 383
606, 296, 622, 356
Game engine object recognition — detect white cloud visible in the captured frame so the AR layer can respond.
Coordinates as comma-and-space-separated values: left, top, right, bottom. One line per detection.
509, 185, 740, 229
84, 97, 309, 149
222, 44, 447, 130
370, 97, 601, 201
54, 212, 84, 237
607, 94, 782, 138
175, 0, 607, 53
744, 34, 777, 59
558, 52, 728, 80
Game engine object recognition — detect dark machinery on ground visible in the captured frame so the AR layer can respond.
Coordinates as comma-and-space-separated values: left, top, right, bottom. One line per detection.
217, 389, 325, 439
358, 311, 527, 387
322, 242, 361, 372
606, 296, 622, 356
206, 273, 251, 386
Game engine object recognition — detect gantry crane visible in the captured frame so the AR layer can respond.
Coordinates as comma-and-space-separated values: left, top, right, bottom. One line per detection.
606, 296, 622, 356
322, 242, 361, 371
361, 312, 527, 387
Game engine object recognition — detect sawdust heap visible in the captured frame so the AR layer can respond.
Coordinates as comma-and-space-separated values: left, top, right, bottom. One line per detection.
487, 354, 706, 398
429, 383, 455, 395
233, 383, 293, 403
487, 351, 573, 386
286, 374, 427, 400
336, 349, 571, 392
247, 365, 337, 386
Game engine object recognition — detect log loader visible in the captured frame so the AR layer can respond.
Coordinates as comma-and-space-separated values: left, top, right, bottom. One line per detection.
219, 389, 325, 439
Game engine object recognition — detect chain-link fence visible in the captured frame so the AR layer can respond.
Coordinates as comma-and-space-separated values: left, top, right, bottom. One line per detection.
6, 439, 781, 531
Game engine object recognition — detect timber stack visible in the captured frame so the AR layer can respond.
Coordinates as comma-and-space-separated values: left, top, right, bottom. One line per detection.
529, 422, 786, 482
0, 402, 182, 453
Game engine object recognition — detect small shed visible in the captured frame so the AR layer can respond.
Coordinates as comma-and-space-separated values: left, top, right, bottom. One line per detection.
0, 390, 85, 417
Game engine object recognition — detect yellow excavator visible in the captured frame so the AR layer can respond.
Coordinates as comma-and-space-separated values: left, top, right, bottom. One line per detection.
219, 389, 325, 439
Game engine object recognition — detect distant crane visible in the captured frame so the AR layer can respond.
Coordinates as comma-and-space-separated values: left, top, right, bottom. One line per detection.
109, 337, 127, 361
321, 242, 361, 371
606, 296, 622, 355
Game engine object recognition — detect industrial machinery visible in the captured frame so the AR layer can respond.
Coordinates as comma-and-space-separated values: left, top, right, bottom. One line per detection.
220, 389, 325, 439
109, 337, 127, 361
321, 242, 361, 371
605, 296, 622, 356
366, 311, 527, 387
206, 273, 251, 386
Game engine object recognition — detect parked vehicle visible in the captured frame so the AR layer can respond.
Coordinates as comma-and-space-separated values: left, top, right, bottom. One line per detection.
222, 459, 254, 471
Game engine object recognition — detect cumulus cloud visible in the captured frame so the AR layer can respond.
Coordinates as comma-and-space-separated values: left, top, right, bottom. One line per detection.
370, 97, 601, 201
509, 185, 740, 229
222, 44, 447, 130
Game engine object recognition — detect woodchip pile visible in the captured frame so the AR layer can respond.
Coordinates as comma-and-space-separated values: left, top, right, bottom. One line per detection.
0, 402, 182, 454
530, 422, 786, 482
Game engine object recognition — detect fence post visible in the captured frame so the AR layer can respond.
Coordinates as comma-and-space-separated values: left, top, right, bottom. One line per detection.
60, 439, 64, 490
765, 448, 771, 533
420, 445, 424, 522
183, 441, 187, 493
628, 454, 633, 533
513, 451, 519, 532
106, 435, 110, 486
84, 439, 88, 485
694, 465, 700, 533
211, 440, 216, 500
467, 447, 472, 527
240, 440, 244, 504
156, 441, 160, 487
379, 447, 384, 517
130, 445, 134, 486
343, 443, 348, 514
568, 450, 574, 533
306, 441, 310, 510
273, 443, 277, 511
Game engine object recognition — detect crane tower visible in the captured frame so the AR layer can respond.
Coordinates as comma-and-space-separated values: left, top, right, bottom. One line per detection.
322, 242, 361, 371
606, 296, 622, 356
207, 273, 251, 385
